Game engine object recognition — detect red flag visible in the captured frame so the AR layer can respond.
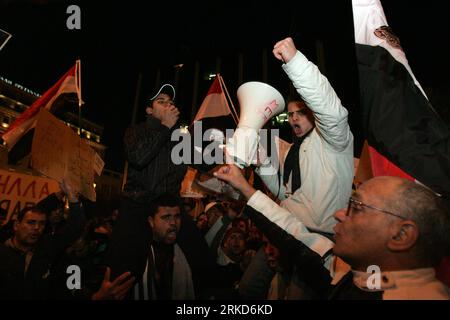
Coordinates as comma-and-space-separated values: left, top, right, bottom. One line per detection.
188, 75, 239, 198
192, 75, 237, 123
2, 62, 80, 151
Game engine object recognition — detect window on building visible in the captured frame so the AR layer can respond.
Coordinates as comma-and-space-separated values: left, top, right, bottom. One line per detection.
1, 116, 10, 128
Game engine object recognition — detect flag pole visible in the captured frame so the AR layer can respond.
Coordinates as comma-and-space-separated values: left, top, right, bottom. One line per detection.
75, 59, 83, 136
218, 74, 239, 124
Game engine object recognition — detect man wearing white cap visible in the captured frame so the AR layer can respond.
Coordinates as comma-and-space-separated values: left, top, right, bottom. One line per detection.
108, 84, 188, 280
121, 83, 185, 203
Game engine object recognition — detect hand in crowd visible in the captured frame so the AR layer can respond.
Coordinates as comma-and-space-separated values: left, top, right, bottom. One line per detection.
273, 37, 297, 64
92, 267, 135, 300
160, 105, 180, 129
223, 202, 238, 220
256, 144, 270, 167
59, 178, 79, 203
214, 164, 256, 200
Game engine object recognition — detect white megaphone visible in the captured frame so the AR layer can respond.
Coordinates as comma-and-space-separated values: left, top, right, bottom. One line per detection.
226, 82, 285, 168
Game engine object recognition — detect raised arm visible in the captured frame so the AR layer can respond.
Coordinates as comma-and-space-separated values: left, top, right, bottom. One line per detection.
274, 37, 352, 151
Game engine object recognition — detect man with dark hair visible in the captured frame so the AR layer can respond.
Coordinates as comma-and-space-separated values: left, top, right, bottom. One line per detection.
108, 84, 187, 279
219, 227, 247, 266
255, 37, 354, 268
36, 190, 66, 236
133, 194, 195, 300
8, 207, 47, 253
108, 84, 216, 298
122, 84, 185, 203
215, 165, 450, 299
0, 179, 85, 299
214, 227, 248, 299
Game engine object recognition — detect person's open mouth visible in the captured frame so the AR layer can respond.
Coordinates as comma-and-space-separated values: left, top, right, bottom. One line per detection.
293, 124, 303, 135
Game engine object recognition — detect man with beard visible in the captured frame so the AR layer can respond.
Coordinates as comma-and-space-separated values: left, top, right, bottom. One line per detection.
108, 84, 215, 297
254, 37, 354, 270
133, 194, 195, 300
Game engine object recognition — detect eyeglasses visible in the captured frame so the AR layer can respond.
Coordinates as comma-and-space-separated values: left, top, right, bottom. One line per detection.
346, 197, 407, 220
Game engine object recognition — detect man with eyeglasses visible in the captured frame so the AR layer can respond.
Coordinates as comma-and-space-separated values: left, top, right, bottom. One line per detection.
215, 165, 450, 299
254, 37, 353, 272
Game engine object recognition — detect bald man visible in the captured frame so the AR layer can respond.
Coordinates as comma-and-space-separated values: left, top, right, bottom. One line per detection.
215, 165, 450, 299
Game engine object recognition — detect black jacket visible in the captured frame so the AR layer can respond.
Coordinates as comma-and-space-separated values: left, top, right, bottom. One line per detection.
0, 202, 85, 300
122, 116, 187, 203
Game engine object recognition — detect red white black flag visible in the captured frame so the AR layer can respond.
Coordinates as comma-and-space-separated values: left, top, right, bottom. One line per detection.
353, 0, 450, 197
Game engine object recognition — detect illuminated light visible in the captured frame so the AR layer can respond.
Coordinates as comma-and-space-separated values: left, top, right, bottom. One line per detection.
274, 112, 289, 124
93, 183, 97, 189
208, 74, 216, 80
86, 132, 91, 139
179, 125, 189, 134
1, 123, 9, 128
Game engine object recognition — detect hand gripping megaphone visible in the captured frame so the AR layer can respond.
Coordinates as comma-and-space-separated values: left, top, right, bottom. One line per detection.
226, 82, 285, 168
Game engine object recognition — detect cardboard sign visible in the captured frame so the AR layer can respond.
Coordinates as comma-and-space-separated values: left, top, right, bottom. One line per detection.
180, 166, 207, 198
0, 168, 59, 224
93, 152, 105, 176
31, 109, 97, 201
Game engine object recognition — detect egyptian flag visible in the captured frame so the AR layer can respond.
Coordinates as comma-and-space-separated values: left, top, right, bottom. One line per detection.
189, 74, 238, 173
353, 0, 450, 198
1, 61, 82, 164
192, 75, 237, 123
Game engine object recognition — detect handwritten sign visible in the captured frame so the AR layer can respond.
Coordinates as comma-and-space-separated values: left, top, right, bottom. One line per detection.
0, 168, 60, 224
31, 109, 97, 201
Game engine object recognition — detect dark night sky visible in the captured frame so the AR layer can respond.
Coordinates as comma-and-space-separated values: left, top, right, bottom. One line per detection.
0, 0, 449, 172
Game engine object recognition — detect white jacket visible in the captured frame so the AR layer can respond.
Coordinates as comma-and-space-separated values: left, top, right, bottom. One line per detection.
253, 50, 354, 257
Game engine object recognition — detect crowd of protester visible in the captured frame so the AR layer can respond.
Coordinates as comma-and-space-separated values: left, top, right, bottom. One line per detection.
0, 36, 449, 300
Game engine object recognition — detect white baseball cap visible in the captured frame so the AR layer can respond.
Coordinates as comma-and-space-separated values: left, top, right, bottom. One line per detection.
149, 83, 176, 101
